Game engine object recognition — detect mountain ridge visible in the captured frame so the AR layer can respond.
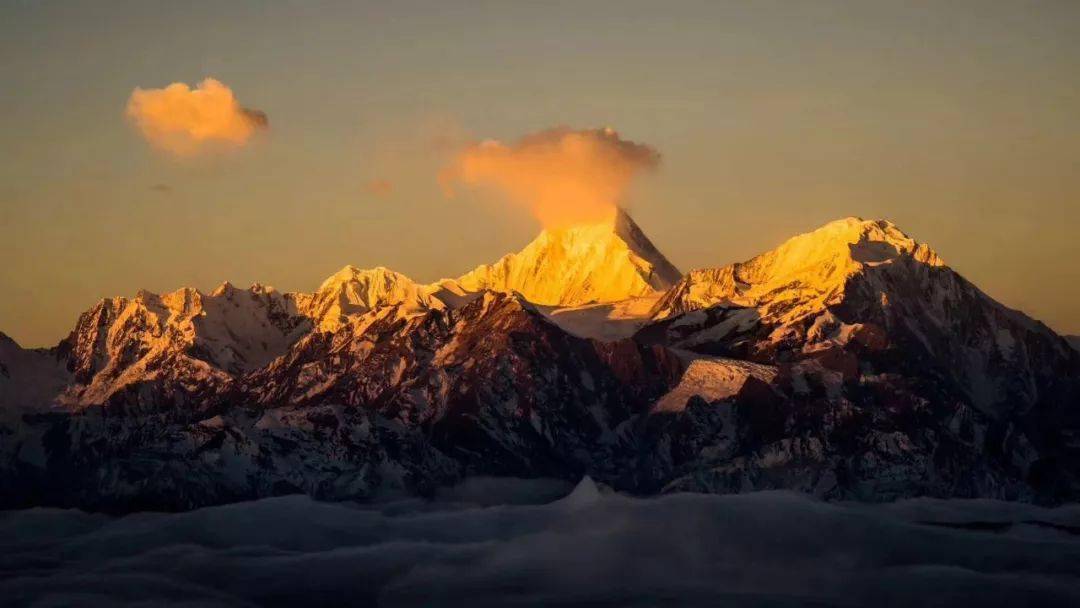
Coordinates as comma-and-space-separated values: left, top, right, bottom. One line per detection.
640, 216, 1077, 414
650, 217, 943, 321
2, 213, 1078, 510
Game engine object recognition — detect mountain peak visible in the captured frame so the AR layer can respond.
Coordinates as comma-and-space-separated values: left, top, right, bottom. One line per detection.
302, 265, 439, 332
650, 217, 943, 321
759, 216, 943, 276
0, 330, 19, 349
318, 265, 405, 292
442, 208, 681, 307
211, 281, 236, 296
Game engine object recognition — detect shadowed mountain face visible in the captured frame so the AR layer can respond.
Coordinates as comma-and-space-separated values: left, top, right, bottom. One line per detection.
1, 215, 1078, 511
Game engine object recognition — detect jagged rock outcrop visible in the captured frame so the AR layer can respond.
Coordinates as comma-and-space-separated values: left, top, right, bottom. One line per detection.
248, 292, 679, 478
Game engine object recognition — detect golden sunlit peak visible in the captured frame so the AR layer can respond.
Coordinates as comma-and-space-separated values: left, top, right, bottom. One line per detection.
210, 281, 236, 297
443, 207, 680, 307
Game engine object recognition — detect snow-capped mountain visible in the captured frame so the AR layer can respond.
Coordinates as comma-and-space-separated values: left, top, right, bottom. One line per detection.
2, 283, 312, 412
0, 268, 447, 413
297, 265, 443, 332
650, 217, 942, 322
1, 214, 1078, 511
244, 291, 679, 478
636, 217, 1080, 499
434, 208, 681, 307
642, 217, 1077, 415
0, 332, 71, 413
0, 210, 677, 415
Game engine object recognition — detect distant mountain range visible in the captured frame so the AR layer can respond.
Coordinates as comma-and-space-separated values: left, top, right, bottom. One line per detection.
2, 211, 1078, 511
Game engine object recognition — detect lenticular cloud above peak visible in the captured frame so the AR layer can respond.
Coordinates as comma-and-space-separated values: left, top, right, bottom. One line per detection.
125, 78, 268, 156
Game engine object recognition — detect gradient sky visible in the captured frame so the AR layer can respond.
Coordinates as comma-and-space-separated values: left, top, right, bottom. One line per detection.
1, 0, 1078, 346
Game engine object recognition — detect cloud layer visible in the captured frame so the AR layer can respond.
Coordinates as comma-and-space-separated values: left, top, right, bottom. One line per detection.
125, 78, 268, 156
442, 127, 659, 229
3, 478, 1080, 607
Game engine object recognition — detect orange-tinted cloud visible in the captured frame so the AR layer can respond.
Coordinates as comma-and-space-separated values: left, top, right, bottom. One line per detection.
441, 127, 659, 229
367, 178, 394, 198
125, 78, 268, 156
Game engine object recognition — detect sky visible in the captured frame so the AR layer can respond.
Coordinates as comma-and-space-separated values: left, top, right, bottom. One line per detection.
1, 0, 1078, 346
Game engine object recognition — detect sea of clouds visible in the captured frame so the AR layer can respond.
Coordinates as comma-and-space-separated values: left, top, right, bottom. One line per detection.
3, 477, 1080, 607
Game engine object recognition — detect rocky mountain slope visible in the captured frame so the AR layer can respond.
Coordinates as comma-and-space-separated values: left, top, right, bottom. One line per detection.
2, 283, 311, 413
1, 214, 1077, 511
637, 217, 1080, 499
643, 217, 1077, 416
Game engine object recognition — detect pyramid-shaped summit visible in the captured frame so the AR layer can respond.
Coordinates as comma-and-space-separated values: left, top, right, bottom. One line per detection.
435, 207, 681, 307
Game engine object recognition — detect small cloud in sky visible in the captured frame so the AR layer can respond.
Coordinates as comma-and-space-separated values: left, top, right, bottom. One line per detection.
150, 183, 172, 193
440, 126, 659, 229
125, 78, 268, 157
